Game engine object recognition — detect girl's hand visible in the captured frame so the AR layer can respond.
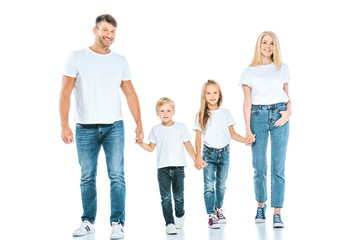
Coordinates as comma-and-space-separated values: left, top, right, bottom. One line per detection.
195, 157, 207, 170
274, 109, 291, 127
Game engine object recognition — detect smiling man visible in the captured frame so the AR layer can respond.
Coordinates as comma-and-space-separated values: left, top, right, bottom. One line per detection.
59, 14, 143, 239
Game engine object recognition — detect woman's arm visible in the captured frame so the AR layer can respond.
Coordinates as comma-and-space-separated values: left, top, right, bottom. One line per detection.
243, 85, 255, 144
275, 82, 292, 127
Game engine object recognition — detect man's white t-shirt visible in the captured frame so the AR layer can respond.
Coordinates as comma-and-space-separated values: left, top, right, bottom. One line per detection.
193, 108, 235, 149
239, 63, 290, 105
148, 122, 192, 169
64, 48, 131, 124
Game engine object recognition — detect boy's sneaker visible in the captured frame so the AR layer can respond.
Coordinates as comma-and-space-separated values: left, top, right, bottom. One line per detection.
273, 214, 284, 228
166, 223, 177, 235
72, 220, 94, 237
110, 222, 124, 239
175, 215, 185, 229
255, 203, 266, 223
208, 214, 221, 229
215, 207, 227, 224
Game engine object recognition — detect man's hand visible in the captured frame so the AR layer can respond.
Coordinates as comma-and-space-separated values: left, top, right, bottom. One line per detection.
61, 125, 74, 144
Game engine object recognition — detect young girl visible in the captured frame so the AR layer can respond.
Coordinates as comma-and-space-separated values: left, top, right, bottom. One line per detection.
193, 80, 250, 229
239, 31, 291, 228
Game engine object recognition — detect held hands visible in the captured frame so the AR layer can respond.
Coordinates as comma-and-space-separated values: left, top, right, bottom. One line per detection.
245, 131, 256, 146
274, 109, 291, 127
195, 156, 207, 170
135, 124, 144, 143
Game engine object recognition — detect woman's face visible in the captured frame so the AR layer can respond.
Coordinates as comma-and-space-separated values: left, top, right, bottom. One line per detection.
260, 34, 274, 59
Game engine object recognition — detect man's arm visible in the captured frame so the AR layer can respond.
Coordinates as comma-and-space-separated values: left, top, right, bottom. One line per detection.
120, 80, 144, 143
59, 75, 76, 144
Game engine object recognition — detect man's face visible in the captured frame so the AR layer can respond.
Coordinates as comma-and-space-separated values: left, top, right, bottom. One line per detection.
93, 21, 116, 48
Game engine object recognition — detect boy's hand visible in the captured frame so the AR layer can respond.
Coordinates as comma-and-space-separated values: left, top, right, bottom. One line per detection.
245, 133, 256, 146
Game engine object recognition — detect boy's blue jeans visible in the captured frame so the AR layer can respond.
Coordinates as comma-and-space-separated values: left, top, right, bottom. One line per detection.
157, 167, 185, 226
202, 144, 230, 214
250, 103, 289, 208
75, 120, 126, 226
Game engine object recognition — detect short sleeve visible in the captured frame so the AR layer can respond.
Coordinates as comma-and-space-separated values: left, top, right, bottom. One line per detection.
181, 124, 192, 142
226, 109, 236, 126
192, 114, 202, 132
239, 69, 251, 88
122, 57, 131, 81
281, 63, 291, 83
63, 51, 77, 78
148, 126, 157, 144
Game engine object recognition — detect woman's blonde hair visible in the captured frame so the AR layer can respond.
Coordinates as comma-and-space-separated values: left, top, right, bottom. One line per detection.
250, 31, 282, 70
156, 97, 175, 112
197, 80, 223, 132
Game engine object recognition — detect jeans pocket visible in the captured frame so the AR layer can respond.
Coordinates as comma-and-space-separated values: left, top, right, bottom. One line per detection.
277, 106, 287, 113
251, 108, 259, 116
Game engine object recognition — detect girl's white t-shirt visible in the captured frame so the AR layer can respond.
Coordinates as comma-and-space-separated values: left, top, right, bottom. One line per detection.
148, 122, 192, 169
193, 108, 235, 149
64, 48, 131, 124
239, 63, 290, 105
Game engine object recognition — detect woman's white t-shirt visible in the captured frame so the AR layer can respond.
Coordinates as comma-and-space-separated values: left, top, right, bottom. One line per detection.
148, 122, 191, 169
193, 108, 235, 149
239, 63, 290, 105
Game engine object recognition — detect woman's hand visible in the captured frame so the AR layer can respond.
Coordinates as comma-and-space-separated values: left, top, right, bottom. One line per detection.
245, 130, 256, 146
274, 109, 291, 127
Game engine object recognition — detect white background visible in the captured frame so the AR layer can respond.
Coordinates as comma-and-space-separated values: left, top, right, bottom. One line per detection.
1, 0, 359, 239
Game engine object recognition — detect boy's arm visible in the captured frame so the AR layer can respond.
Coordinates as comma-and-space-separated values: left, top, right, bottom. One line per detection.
194, 130, 207, 170
184, 141, 196, 161
137, 142, 156, 152
228, 125, 246, 143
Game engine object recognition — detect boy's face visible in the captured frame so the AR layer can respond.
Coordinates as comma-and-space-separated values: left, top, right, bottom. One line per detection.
157, 103, 175, 124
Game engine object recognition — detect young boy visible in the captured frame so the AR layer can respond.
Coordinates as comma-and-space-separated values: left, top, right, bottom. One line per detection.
137, 97, 203, 235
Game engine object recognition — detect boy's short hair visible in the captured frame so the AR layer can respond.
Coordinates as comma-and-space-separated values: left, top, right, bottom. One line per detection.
156, 97, 175, 112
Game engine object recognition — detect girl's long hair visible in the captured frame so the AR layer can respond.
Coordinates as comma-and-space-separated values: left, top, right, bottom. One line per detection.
250, 31, 282, 70
197, 80, 223, 132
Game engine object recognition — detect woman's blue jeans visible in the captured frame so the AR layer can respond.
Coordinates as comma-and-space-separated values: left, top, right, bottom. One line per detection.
157, 167, 185, 226
250, 103, 289, 208
202, 144, 230, 214
75, 120, 125, 226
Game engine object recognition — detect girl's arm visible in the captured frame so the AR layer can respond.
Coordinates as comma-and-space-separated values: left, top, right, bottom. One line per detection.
243, 85, 255, 145
194, 130, 207, 170
184, 141, 196, 162
137, 142, 156, 152
228, 125, 245, 143
275, 82, 292, 127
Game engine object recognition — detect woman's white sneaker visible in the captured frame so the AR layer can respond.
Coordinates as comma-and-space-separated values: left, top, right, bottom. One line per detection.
72, 220, 95, 237
166, 224, 177, 235
175, 215, 185, 229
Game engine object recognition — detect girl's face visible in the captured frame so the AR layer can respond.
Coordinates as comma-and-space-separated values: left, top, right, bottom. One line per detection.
205, 84, 220, 109
260, 34, 274, 59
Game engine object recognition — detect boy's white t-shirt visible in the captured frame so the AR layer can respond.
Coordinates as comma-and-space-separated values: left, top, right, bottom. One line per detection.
63, 48, 131, 124
193, 108, 235, 149
148, 122, 192, 169
239, 63, 290, 105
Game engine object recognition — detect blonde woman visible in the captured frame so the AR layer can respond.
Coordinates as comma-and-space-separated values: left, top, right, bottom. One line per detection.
193, 80, 247, 229
239, 31, 291, 228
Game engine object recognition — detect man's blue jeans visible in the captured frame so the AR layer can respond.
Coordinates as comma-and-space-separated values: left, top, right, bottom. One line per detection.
202, 144, 230, 214
157, 167, 185, 226
75, 120, 125, 226
250, 103, 289, 208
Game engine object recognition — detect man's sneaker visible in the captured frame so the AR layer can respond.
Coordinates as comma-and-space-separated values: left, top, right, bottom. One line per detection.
255, 204, 266, 223
273, 214, 284, 228
110, 222, 124, 239
208, 214, 221, 229
72, 220, 94, 237
215, 207, 227, 224
175, 215, 185, 229
166, 223, 177, 235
